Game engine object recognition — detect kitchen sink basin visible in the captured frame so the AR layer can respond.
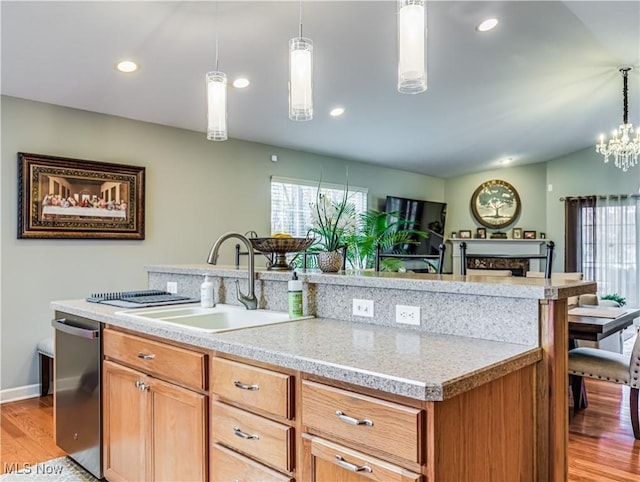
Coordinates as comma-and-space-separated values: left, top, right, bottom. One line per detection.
115, 304, 310, 333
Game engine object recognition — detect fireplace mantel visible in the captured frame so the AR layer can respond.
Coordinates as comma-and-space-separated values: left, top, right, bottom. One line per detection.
447, 238, 549, 275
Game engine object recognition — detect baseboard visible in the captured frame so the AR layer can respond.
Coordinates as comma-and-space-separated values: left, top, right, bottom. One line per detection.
0, 383, 41, 403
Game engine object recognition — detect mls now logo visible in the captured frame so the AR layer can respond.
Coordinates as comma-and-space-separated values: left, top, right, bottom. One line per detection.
3, 462, 64, 475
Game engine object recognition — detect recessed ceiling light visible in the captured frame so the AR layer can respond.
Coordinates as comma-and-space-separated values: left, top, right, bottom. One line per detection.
116, 60, 138, 73
477, 18, 498, 32
330, 107, 345, 117
498, 157, 513, 165
232, 78, 250, 89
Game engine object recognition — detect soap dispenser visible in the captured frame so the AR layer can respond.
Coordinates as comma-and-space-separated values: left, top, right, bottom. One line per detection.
200, 275, 214, 308
288, 271, 303, 318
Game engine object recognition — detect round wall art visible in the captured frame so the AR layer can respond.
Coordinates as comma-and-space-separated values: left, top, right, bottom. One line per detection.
470, 179, 521, 229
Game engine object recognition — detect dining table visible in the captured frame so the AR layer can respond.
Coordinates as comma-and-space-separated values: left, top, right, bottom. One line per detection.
567, 306, 639, 410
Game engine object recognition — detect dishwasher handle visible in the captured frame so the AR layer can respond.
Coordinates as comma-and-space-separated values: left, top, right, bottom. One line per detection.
52, 318, 100, 339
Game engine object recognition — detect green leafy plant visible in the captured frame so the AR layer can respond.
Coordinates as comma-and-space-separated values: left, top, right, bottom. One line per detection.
342, 209, 428, 271
600, 293, 626, 307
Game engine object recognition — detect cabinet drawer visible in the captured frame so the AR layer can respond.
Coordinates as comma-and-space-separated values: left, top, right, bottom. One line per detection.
211, 443, 293, 482
104, 329, 207, 391
301, 380, 423, 464
304, 435, 422, 482
211, 357, 292, 419
212, 401, 294, 473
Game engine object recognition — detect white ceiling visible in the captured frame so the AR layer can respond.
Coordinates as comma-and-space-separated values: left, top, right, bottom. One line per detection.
2, 1, 639, 178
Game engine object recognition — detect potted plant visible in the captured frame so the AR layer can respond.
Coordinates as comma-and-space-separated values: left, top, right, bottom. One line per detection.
307, 188, 356, 272
343, 209, 428, 271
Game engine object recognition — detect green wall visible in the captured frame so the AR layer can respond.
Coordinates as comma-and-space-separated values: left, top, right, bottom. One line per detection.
0, 96, 444, 393
444, 163, 548, 235
545, 146, 640, 270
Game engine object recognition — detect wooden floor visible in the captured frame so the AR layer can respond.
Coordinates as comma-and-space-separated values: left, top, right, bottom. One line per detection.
0, 395, 65, 474
1, 384, 639, 480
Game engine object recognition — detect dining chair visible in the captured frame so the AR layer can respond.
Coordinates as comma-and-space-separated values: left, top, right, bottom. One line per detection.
466, 269, 512, 277
568, 334, 640, 439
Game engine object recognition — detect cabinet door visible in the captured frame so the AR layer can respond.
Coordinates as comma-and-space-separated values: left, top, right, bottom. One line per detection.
103, 361, 148, 482
150, 377, 208, 482
302, 435, 422, 482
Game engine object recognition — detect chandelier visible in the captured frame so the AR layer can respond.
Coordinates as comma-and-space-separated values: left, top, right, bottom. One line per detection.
596, 67, 640, 171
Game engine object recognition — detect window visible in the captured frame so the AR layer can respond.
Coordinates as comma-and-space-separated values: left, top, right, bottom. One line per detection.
583, 197, 638, 307
569, 195, 639, 307
271, 176, 368, 238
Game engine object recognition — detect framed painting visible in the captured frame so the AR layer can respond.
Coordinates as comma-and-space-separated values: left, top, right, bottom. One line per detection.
476, 227, 487, 239
512, 227, 523, 239
470, 179, 521, 229
523, 230, 537, 239
18, 153, 145, 239
458, 230, 472, 239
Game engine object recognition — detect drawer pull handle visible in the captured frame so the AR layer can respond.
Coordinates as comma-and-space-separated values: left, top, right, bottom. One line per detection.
335, 410, 373, 427
137, 352, 155, 360
335, 455, 372, 473
233, 380, 259, 391
134, 380, 149, 391
233, 427, 260, 440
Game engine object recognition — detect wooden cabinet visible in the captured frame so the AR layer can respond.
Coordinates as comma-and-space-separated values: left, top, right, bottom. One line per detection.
301, 435, 421, 482
210, 356, 295, 481
301, 380, 423, 465
300, 380, 424, 481
103, 329, 208, 482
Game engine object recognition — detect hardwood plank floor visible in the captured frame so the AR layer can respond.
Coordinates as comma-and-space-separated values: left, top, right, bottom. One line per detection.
568, 378, 640, 481
0, 395, 65, 474
1, 382, 639, 480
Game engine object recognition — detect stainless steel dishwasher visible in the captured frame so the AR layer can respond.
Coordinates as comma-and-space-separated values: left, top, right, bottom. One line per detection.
52, 314, 102, 479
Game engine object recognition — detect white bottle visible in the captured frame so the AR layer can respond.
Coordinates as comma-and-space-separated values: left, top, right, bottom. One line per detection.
200, 275, 214, 308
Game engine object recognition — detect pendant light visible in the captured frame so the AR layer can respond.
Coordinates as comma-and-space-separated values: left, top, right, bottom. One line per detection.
206, 9, 227, 141
398, 0, 427, 94
289, 0, 313, 121
596, 67, 640, 171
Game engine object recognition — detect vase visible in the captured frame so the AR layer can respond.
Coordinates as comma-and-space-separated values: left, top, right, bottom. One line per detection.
317, 250, 344, 273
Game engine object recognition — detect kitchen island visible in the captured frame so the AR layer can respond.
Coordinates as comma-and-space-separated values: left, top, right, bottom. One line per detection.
52, 267, 596, 481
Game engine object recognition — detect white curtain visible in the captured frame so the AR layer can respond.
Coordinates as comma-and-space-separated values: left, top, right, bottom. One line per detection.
589, 195, 639, 307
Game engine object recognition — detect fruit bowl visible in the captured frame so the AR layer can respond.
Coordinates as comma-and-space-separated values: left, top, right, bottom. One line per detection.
249, 237, 315, 270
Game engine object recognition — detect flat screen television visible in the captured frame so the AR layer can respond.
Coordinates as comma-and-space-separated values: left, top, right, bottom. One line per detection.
384, 196, 447, 255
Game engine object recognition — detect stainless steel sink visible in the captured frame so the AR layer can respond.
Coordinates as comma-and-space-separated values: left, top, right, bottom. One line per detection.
115, 304, 310, 333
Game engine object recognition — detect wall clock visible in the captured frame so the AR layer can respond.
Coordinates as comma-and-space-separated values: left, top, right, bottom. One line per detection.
470, 179, 521, 229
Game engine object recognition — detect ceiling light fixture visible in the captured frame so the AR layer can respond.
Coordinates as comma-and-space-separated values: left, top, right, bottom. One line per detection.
330, 107, 345, 117
116, 60, 138, 73
596, 67, 640, 171
398, 0, 427, 94
289, 0, 313, 121
206, 8, 227, 141
232, 78, 250, 89
477, 18, 498, 32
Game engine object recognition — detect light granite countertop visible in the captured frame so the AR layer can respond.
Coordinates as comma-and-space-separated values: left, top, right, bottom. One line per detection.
51, 299, 541, 401
146, 263, 597, 301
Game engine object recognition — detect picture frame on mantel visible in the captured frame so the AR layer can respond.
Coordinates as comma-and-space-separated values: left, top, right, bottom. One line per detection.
512, 227, 523, 239
18, 152, 145, 239
476, 227, 487, 239
523, 230, 537, 239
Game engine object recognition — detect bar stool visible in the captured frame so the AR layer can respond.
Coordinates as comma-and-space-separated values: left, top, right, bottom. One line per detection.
36, 337, 54, 396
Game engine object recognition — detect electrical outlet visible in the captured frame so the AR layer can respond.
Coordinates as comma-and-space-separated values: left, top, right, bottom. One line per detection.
352, 298, 374, 317
395, 304, 420, 325
166, 281, 178, 294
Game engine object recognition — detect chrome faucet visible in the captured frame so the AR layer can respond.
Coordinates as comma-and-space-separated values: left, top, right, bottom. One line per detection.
206, 232, 258, 310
